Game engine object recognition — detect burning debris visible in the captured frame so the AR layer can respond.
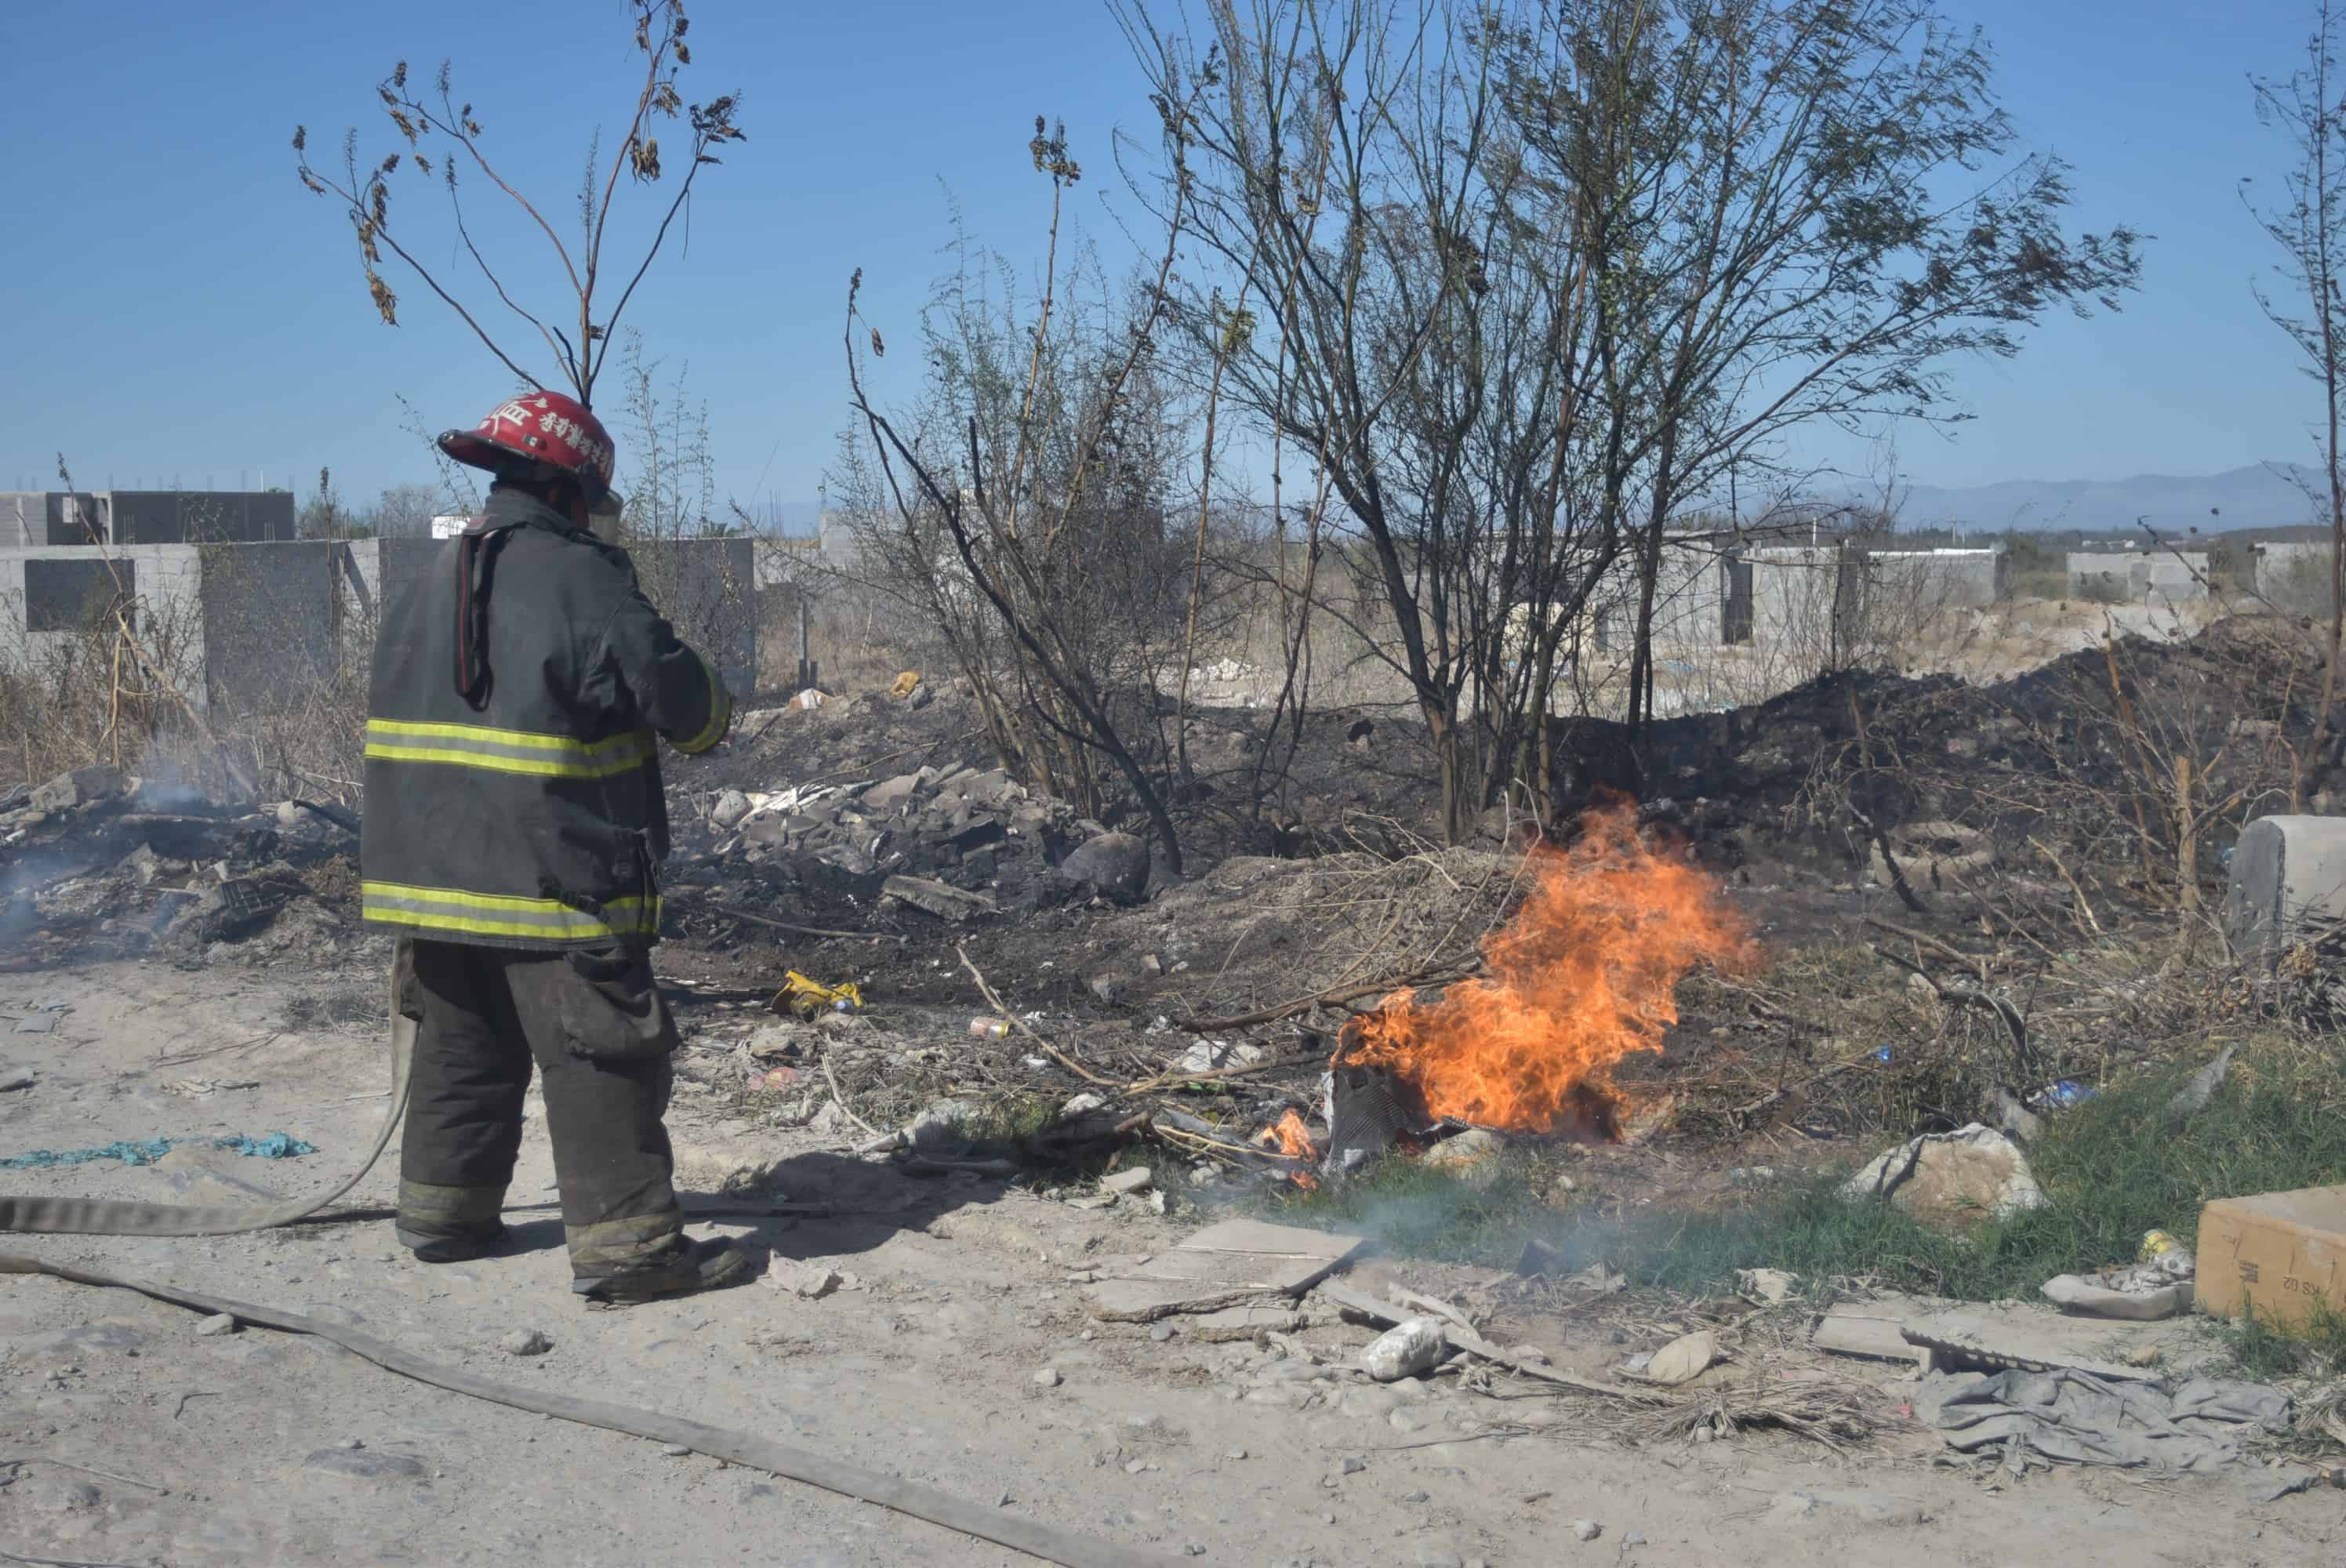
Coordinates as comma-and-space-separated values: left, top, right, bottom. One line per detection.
1251, 805, 1754, 1180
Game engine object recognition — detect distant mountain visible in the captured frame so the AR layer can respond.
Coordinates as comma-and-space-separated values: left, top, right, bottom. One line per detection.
1891, 463, 2323, 536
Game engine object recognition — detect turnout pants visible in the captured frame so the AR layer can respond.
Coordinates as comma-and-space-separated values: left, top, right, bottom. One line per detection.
396, 937, 686, 1281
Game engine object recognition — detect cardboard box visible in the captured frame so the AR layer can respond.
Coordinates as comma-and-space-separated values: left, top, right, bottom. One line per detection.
2195, 1185, 2346, 1328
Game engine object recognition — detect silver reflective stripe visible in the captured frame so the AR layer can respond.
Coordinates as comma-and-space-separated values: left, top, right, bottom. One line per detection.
364, 720, 651, 779
365, 890, 610, 934
361, 880, 659, 942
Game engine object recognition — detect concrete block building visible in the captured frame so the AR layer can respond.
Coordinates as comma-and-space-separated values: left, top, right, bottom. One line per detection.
0, 490, 295, 547
0, 535, 760, 715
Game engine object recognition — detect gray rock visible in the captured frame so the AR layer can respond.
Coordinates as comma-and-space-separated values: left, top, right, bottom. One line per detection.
1225, 1446, 1247, 1460
195, 1313, 239, 1338
1058, 833, 1150, 904
30, 1478, 102, 1512
31, 764, 123, 815
1088, 975, 1122, 1004
304, 1449, 426, 1480
881, 874, 999, 922
1033, 1367, 1062, 1387
57, 1323, 143, 1352
1149, 1322, 1177, 1343
499, 1328, 554, 1357
1338, 1455, 1367, 1475
958, 769, 1018, 805
710, 789, 752, 827
909, 1099, 974, 1148
862, 773, 926, 813
1099, 1166, 1154, 1196
1574, 1519, 1603, 1542
2227, 815, 2346, 969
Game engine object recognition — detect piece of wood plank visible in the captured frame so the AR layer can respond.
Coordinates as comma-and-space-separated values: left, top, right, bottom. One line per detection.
1088, 1279, 1299, 1323
1098, 1249, 1342, 1291
1188, 1305, 1302, 1342
1176, 1219, 1368, 1262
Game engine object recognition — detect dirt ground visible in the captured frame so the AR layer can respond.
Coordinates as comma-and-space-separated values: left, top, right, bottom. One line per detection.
0, 950, 2340, 1568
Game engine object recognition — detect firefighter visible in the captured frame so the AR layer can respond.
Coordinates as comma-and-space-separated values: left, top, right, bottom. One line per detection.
361, 389, 749, 1304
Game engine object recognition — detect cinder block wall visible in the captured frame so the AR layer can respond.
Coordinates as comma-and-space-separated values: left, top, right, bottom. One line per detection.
0, 544, 209, 708
0, 532, 761, 723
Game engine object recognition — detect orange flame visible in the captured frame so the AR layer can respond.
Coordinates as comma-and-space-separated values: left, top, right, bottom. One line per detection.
1343, 804, 1754, 1134
1261, 1108, 1317, 1160
1258, 1108, 1321, 1188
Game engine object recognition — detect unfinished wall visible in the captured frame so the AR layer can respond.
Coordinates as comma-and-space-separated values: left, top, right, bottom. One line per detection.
197, 543, 350, 710
2255, 542, 2333, 615
0, 544, 208, 707
2067, 550, 2208, 603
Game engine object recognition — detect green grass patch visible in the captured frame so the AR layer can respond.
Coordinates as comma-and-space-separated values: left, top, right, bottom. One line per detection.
1255, 1053, 2346, 1309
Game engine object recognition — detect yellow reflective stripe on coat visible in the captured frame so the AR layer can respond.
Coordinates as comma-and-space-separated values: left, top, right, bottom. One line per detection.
361, 880, 660, 941
364, 719, 652, 779
673, 649, 732, 756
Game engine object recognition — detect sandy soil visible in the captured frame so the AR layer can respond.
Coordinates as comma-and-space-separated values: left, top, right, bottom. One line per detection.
0, 950, 2338, 1567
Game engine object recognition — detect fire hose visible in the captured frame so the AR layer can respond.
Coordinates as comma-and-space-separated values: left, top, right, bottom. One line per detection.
0, 952, 1179, 1568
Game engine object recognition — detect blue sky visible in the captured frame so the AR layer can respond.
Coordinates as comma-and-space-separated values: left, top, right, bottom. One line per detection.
0, 1, 2328, 517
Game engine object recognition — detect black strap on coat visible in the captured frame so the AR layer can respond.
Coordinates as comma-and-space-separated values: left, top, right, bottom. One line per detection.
452, 526, 514, 710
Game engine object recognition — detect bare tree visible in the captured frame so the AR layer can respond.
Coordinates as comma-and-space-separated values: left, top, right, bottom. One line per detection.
1125, 0, 2140, 840
2249, 0, 2346, 805
292, 0, 744, 405
837, 111, 1205, 869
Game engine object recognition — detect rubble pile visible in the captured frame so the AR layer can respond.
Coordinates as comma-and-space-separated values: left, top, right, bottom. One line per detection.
698, 762, 1152, 919
0, 766, 355, 966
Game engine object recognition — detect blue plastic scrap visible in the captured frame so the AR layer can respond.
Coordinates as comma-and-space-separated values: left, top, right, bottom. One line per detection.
215, 1133, 315, 1160
1, 1133, 317, 1170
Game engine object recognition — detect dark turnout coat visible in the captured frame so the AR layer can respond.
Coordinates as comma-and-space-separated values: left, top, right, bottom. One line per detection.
359, 488, 731, 949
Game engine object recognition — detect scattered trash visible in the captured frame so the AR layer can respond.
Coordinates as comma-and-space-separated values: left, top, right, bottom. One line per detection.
1099, 1167, 1154, 1196
2140, 1229, 2181, 1261
2195, 1185, 2346, 1327
2167, 1044, 2239, 1120
1361, 1318, 1447, 1382
793, 688, 826, 710
2041, 1249, 2195, 1320
1737, 1268, 1799, 1305
774, 971, 862, 1022
758, 1066, 801, 1091
1562, 1263, 1626, 1297
1640, 1330, 1719, 1386
1843, 1123, 2048, 1225
1913, 1367, 2290, 1473
1175, 1039, 1264, 1074
889, 671, 922, 698
2030, 1080, 2096, 1110
968, 1017, 1010, 1040
161, 1077, 259, 1098
0, 1133, 316, 1169
1872, 1046, 1893, 1064
215, 1133, 316, 1160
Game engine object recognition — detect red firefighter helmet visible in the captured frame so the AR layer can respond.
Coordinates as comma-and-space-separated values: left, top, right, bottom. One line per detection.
437, 389, 616, 503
